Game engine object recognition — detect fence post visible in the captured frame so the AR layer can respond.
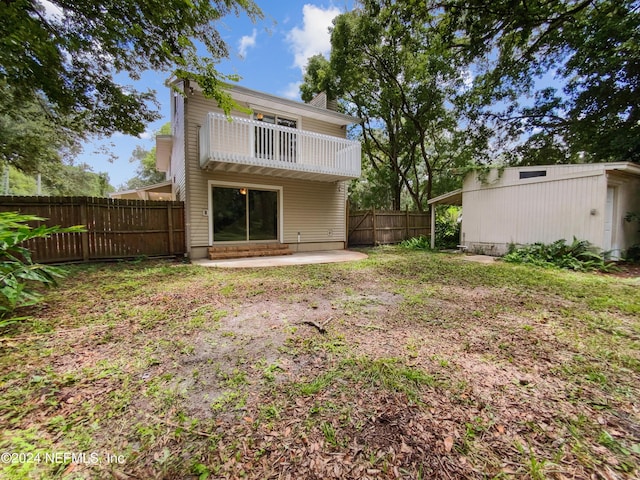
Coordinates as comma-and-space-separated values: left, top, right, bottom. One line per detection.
167, 203, 175, 254
80, 198, 90, 262
405, 207, 409, 240
430, 205, 436, 250
372, 208, 377, 246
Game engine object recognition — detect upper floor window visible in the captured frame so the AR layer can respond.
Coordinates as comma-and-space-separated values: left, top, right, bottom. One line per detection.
254, 112, 298, 163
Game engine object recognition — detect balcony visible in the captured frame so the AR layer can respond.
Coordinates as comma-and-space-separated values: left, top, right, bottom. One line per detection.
199, 113, 361, 182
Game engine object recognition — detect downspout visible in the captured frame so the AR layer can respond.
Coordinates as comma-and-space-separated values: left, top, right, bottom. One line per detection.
182, 81, 192, 258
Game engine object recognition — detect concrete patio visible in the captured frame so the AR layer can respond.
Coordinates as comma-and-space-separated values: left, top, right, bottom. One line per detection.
191, 249, 368, 268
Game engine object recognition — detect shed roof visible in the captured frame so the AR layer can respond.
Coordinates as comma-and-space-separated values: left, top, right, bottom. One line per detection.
427, 189, 462, 206
110, 180, 173, 201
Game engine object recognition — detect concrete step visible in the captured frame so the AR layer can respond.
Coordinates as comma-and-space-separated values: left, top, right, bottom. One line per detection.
208, 244, 292, 260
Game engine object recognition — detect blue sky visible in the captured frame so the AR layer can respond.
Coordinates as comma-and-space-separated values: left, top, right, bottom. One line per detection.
78, 1, 354, 189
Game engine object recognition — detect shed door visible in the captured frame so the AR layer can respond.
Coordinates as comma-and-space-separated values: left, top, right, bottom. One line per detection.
603, 186, 617, 257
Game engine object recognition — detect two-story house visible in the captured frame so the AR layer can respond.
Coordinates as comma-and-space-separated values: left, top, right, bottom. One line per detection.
128, 80, 361, 260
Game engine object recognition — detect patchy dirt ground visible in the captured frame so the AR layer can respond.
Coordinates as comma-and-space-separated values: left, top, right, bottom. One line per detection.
1, 249, 639, 479
606, 262, 640, 279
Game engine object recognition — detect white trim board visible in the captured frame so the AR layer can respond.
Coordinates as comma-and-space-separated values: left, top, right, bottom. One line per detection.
207, 179, 284, 246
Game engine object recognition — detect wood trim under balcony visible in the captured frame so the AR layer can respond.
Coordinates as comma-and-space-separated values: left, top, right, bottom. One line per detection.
199, 113, 361, 182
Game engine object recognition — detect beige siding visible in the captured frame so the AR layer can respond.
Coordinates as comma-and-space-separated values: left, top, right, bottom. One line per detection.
189, 91, 346, 138
184, 91, 348, 257
187, 171, 346, 251
185, 94, 215, 250
300, 117, 346, 138
461, 165, 609, 254
169, 84, 187, 203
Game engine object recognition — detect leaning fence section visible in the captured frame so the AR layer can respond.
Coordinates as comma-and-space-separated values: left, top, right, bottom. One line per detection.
0, 196, 185, 263
348, 208, 430, 246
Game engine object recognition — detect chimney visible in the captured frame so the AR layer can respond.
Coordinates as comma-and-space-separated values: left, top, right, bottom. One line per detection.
308, 91, 339, 112
308, 91, 327, 109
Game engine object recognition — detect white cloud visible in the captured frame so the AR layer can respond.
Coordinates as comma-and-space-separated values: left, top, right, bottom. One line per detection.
238, 29, 257, 58
281, 82, 302, 100
37, 0, 64, 21
138, 129, 154, 140
460, 68, 474, 91
286, 4, 341, 72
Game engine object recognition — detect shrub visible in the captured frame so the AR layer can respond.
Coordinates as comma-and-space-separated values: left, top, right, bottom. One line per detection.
434, 205, 461, 249
400, 206, 462, 251
503, 238, 614, 272
623, 244, 640, 263
624, 212, 640, 263
0, 212, 84, 324
399, 235, 431, 250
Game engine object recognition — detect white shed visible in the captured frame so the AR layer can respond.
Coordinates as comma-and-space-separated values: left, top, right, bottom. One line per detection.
429, 162, 640, 258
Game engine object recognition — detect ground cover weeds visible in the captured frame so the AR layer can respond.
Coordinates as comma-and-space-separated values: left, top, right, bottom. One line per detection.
0, 248, 638, 479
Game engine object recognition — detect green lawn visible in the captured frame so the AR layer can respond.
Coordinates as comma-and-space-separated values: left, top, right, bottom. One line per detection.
1, 248, 639, 479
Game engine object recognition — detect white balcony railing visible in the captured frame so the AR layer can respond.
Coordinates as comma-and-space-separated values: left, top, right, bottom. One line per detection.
199, 113, 361, 181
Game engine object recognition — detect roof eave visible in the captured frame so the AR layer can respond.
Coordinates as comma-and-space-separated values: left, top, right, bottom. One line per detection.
170, 78, 361, 126
427, 189, 463, 206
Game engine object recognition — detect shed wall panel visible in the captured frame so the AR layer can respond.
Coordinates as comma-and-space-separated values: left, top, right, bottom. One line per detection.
462, 167, 608, 254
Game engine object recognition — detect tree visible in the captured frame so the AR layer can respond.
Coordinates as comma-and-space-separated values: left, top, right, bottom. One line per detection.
302, 1, 485, 210
122, 123, 171, 190
43, 163, 114, 197
0, 80, 78, 173
439, 0, 640, 163
2, 161, 114, 197
0, 0, 261, 169
300, 55, 339, 104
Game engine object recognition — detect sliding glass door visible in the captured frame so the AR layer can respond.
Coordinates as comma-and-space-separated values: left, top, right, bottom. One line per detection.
248, 189, 278, 240
212, 186, 278, 242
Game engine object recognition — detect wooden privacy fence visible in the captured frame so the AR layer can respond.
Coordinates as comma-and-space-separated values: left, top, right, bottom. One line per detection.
348, 208, 430, 246
0, 196, 185, 263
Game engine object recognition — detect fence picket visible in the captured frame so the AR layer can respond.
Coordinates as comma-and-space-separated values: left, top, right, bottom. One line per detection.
348, 209, 430, 246
0, 196, 185, 263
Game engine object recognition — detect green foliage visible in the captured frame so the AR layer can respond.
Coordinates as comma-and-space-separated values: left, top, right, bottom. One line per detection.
400, 236, 432, 251
4, 165, 36, 195
625, 212, 640, 225
435, 206, 461, 249
301, 1, 485, 210
400, 207, 461, 251
0, 0, 261, 171
503, 238, 614, 272
348, 160, 397, 210
42, 163, 114, 197
442, 0, 640, 163
300, 55, 338, 104
1, 163, 114, 197
0, 212, 84, 322
121, 123, 171, 190
623, 212, 640, 262
0, 80, 77, 172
